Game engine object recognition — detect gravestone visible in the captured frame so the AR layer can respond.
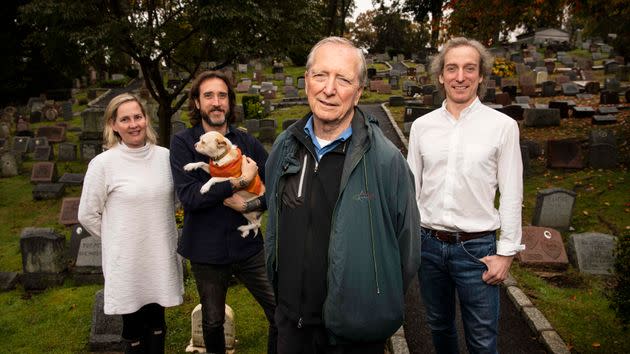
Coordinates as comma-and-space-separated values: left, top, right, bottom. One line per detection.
81, 141, 102, 161
31, 162, 57, 184
521, 145, 530, 177
237, 63, 248, 73
32, 137, 49, 148
498, 105, 524, 120
259, 119, 276, 129
589, 143, 617, 169
59, 172, 84, 186
520, 139, 542, 158
541, 81, 556, 97
284, 86, 299, 98
12, 136, 31, 155
235, 82, 250, 93
572, 106, 596, 118
597, 106, 619, 115
404, 107, 433, 123
1, 152, 19, 177
407, 85, 422, 97
389, 75, 400, 90
389, 96, 405, 107
186, 304, 235, 353
282, 119, 298, 130
81, 108, 105, 133
74, 235, 104, 284
604, 78, 621, 93
367, 68, 377, 79
69, 224, 89, 263
421, 85, 436, 95
548, 101, 569, 118
59, 197, 80, 225
32, 183, 65, 200
33, 145, 53, 161
561, 83, 579, 96
20, 227, 67, 290
377, 84, 392, 94
584, 81, 600, 94
297, 77, 305, 89
502, 85, 517, 99
523, 108, 560, 127
567, 233, 617, 275
546, 139, 584, 169
536, 72, 549, 85
516, 226, 568, 269
532, 188, 576, 231
599, 91, 619, 105
495, 92, 511, 106
0, 272, 18, 292
592, 115, 617, 125
89, 289, 123, 351
604, 61, 619, 74
58, 143, 77, 161
61, 101, 73, 121
284, 76, 294, 87
520, 85, 536, 97
257, 126, 276, 144
515, 96, 530, 105
589, 129, 616, 146
243, 119, 259, 134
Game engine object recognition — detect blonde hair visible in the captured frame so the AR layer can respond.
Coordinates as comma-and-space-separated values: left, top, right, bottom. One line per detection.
102, 93, 158, 148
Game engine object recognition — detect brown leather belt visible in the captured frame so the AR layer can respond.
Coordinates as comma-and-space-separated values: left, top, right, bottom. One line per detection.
422, 227, 494, 243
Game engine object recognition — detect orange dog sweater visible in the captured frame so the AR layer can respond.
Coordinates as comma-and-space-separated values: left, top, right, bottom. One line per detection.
208, 147, 264, 195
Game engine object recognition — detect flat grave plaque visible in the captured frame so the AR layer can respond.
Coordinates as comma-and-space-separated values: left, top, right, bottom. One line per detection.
591, 115, 617, 125
36, 125, 66, 143
572, 106, 595, 118
59, 197, 81, 225
32, 183, 65, 200
516, 226, 568, 269
30, 161, 56, 183
33, 145, 53, 161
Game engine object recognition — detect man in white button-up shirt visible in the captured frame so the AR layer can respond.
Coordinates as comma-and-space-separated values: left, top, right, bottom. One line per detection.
407, 37, 525, 353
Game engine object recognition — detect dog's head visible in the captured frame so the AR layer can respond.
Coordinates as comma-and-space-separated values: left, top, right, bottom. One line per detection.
194, 131, 235, 161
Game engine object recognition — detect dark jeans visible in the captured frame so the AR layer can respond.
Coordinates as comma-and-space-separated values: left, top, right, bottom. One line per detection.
191, 249, 277, 354
419, 228, 499, 354
121, 303, 165, 340
275, 309, 385, 354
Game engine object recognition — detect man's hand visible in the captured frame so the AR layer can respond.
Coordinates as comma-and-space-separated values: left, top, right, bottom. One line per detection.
480, 255, 513, 285
231, 155, 258, 190
224, 194, 247, 212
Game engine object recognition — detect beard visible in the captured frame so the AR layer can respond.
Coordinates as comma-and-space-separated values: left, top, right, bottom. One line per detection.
201, 107, 230, 127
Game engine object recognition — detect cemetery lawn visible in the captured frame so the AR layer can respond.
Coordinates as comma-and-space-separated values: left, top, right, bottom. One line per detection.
0, 278, 269, 353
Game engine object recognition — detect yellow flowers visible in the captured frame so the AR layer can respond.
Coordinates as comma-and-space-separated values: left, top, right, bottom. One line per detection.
492, 57, 516, 77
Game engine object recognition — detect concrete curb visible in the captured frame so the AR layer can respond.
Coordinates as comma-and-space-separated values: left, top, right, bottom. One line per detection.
381, 102, 570, 354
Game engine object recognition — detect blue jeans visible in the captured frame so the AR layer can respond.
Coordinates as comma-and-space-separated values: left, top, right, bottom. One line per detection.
419, 228, 499, 354
191, 249, 277, 354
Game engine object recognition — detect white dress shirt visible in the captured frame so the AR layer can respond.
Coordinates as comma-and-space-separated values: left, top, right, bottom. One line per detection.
407, 98, 525, 256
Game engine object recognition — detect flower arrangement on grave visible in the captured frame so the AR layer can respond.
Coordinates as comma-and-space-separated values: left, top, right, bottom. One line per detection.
492, 57, 516, 77
175, 208, 184, 229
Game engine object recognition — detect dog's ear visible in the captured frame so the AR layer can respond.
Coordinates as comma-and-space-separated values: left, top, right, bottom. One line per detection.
216, 138, 227, 148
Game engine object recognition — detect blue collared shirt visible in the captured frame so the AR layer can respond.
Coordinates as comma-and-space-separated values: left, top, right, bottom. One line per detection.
304, 116, 352, 161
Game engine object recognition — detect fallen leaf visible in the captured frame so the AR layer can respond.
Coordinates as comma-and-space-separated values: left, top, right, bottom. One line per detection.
592, 342, 601, 348
604, 202, 610, 206
583, 210, 589, 216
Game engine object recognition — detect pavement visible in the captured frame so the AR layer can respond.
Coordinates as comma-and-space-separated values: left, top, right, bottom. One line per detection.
362, 103, 570, 354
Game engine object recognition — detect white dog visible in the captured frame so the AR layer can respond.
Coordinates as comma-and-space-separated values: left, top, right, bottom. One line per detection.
184, 131, 265, 237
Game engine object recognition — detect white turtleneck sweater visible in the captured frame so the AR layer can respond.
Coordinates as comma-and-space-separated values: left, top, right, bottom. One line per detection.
78, 142, 184, 315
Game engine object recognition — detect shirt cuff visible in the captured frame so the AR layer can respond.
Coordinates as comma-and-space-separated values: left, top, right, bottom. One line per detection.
496, 240, 526, 256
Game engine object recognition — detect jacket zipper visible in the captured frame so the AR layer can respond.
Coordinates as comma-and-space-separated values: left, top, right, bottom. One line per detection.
363, 158, 380, 294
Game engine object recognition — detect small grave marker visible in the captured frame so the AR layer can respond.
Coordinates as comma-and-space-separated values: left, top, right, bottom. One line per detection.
546, 139, 584, 169
516, 226, 568, 269
31, 161, 56, 184
59, 197, 80, 225
568, 233, 617, 275
20, 227, 67, 290
32, 183, 65, 200
588, 143, 617, 169
89, 289, 123, 351
532, 188, 576, 231
33, 145, 53, 161
524, 108, 561, 127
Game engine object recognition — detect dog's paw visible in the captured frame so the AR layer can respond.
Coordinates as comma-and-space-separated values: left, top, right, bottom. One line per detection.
237, 225, 250, 238
183, 163, 196, 171
200, 183, 211, 194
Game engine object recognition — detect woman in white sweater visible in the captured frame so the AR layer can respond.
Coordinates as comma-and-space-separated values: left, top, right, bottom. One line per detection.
78, 93, 183, 353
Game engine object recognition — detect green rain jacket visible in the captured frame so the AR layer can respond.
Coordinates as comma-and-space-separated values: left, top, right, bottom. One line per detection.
265, 107, 422, 342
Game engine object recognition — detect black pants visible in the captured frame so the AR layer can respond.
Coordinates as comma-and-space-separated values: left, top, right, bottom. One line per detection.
191, 249, 277, 354
275, 309, 385, 354
121, 303, 165, 340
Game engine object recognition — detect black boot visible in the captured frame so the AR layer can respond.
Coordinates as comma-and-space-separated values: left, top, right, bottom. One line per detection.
146, 327, 166, 354
122, 337, 144, 354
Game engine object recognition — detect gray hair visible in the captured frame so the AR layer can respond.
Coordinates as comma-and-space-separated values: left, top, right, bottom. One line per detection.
305, 36, 367, 87
430, 37, 494, 99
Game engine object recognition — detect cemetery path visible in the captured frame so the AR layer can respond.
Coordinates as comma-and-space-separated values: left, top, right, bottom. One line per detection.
362, 103, 548, 354
91, 78, 144, 108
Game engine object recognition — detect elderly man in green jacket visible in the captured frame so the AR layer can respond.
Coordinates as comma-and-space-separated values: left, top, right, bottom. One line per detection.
265, 36, 422, 353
